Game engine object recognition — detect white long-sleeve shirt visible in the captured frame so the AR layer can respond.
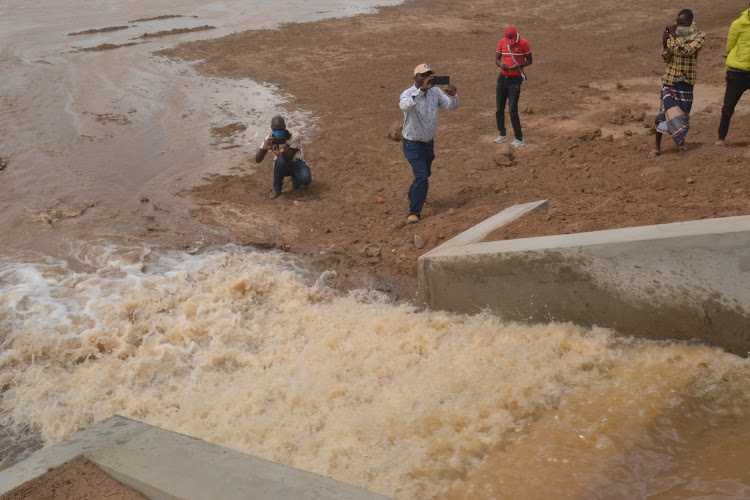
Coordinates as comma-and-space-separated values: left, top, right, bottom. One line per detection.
399, 85, 459, 142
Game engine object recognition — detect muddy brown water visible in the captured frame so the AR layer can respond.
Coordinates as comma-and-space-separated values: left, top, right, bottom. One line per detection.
1, 1, 749, 498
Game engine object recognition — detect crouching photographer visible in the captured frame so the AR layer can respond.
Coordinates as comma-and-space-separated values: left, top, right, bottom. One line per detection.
255, 115, 311, 199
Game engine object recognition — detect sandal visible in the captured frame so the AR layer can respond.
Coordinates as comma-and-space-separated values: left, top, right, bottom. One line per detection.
714, 140, 726, 147
678, 145, 688, 154
647, 149, 661, 159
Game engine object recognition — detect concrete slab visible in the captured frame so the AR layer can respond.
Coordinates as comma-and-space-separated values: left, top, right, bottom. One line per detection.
419, 203, 750, 356
0, 416, 389, 500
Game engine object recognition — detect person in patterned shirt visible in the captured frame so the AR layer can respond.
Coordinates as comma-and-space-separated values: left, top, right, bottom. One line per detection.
255, 115, 311, 199
649, 9, 705, 158
399, 63, 459, 223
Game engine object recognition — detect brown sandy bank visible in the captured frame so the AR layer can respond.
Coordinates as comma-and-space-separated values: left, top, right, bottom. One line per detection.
159, 0, 750, 302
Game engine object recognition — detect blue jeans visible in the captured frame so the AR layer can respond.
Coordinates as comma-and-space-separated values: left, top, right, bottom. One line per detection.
403, 139, 435, 217
273, 156, 311, 192
496, 74, 523, 141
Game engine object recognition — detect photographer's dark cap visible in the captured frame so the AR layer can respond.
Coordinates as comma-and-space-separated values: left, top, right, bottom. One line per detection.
413, 63, 432, 76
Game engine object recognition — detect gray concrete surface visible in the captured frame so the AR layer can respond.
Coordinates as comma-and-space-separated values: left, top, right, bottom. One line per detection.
0, 415, 389, 499
419, 203, 750, 356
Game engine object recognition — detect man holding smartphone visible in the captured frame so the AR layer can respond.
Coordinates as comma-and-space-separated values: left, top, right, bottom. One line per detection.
649, 9, 705, 158
495, 25, 532, 148
399, 63, 459, 224
255, 115, 311, 199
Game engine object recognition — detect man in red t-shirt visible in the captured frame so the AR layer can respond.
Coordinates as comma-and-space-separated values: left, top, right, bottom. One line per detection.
495, 25, 533, 147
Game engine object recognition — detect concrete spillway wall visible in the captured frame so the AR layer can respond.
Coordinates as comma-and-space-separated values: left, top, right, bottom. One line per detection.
0, 416, 388, 499
418, 201, 750, 356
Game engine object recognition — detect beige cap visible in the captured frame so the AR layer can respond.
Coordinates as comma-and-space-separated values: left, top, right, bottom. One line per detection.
413, 63, 433, 76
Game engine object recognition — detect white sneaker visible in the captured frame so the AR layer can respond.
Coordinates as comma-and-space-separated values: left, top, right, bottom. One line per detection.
494, 135, 508, 143
511, 139, 525, 148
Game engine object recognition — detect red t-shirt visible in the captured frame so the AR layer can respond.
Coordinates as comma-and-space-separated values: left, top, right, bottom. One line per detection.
497, 37, 531, 77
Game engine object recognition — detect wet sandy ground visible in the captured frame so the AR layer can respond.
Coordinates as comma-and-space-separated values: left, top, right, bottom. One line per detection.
0, 0, 400, 262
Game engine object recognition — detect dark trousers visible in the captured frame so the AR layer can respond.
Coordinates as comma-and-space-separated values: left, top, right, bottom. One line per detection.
273, 156, 311, 192
496, 74, 523, 140
719, 70, 750, 140
403, 139, 435, 217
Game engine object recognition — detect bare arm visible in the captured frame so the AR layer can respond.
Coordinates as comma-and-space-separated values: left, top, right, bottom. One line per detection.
255, 137, 273, 163
496, 52, 506, 69
516, 52, 532, 68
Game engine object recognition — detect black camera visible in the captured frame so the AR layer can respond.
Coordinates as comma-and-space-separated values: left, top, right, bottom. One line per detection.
431, 76, 450, 85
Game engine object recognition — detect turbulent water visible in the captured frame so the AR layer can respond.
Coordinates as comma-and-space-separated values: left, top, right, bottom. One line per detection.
1, 245, 750, 498
2, 0, 750, 498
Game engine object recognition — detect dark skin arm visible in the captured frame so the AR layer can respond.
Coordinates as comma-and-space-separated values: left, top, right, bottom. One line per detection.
496, 52, 533, 70
663, 24, 676, 47
255, 137, 299, 163
255, 137, 273, 163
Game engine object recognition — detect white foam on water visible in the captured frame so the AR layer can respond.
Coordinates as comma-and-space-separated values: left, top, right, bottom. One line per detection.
1, 245, 749, 498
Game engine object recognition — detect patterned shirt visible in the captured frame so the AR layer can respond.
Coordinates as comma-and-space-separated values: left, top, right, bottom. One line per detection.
259, 130, 304, 161
399, 85, 459, 142
661, 31, 705, 86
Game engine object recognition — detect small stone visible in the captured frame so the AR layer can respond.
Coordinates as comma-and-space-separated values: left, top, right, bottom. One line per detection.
685, 177, 694, 184
140, 196, 149, 203
413, 234, 425, 249
362, 245, 381, 258
680, 191, 689, 197
293, 200, 302, 207
448, 208, 456, 216
376, 196, 385, 204
438, 234, 445, 240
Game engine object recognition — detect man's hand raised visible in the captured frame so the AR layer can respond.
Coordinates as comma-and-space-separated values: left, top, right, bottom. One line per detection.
420, 75, 435, 92
445, 84, 457, 96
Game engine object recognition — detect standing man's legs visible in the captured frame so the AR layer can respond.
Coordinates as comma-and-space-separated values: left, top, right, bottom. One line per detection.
404, 140, 434, 220
507, 80, 523, 142
495, 75, 509, 142
718, 72, 750, 143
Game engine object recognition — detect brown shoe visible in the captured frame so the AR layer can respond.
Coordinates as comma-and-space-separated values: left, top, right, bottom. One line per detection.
407, 214, 419, 224
268, 190, 281, 200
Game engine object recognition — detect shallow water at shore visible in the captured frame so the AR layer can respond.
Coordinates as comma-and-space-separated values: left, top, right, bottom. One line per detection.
0, 0, 401, 257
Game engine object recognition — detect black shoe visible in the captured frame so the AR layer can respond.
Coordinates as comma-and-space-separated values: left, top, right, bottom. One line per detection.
268, 190, 281, 200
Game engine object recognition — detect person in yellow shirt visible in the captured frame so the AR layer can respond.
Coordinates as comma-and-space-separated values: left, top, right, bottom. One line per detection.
716, 3, 750, 146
